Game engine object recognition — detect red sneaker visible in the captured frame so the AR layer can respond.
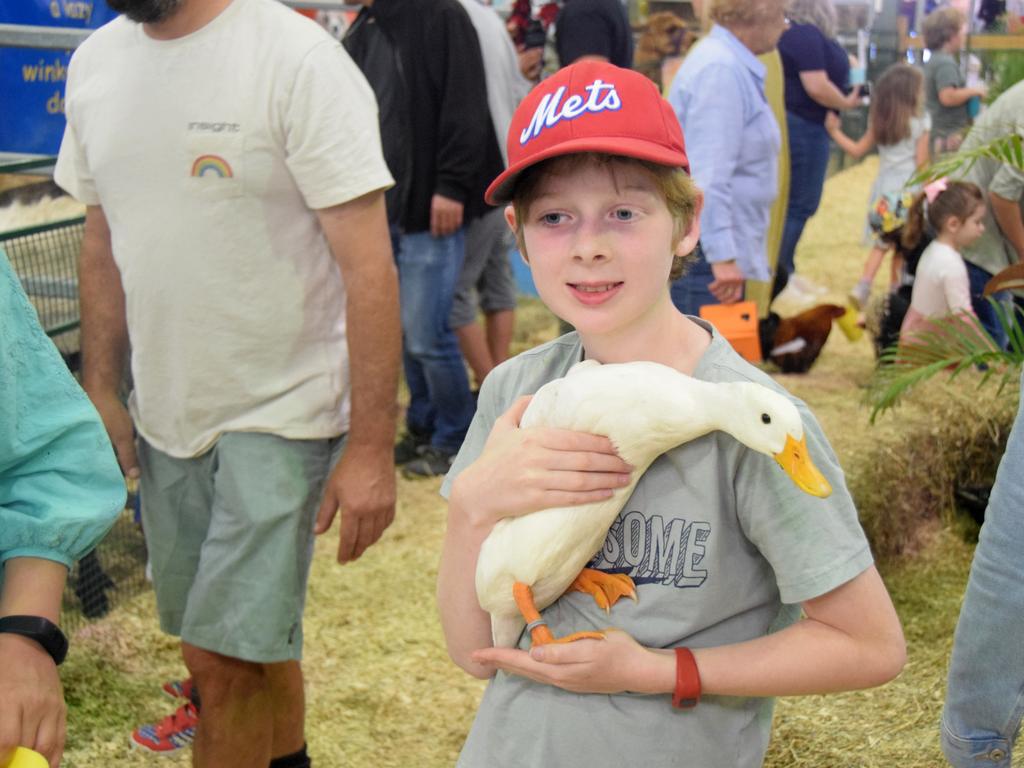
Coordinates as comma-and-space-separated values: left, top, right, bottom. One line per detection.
161, 677, 194, 701
130, 701, 199, 753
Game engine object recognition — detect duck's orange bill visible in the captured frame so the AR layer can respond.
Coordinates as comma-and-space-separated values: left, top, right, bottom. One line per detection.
772, 434, 832, 498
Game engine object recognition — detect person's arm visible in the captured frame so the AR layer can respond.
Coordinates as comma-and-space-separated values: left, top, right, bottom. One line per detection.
0, 248, 123, 768
937, 83, 987, 108
990, 190, 1024, 262
826, 112, 875, 159
934, 54, 986, 108
0, 561, 66, 763
78, 205, 137, 478
472, 565, 905, 698
0, 559, 67, 768
914, 129, 930, 170
799, 70, 861, 110
430, 5, 491, 236
668, 63, 745, 300
437, 396, 634, 677
313, 190, 401, 564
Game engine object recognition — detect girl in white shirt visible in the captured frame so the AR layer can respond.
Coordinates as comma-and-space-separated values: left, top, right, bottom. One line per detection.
899, 179, 986, 340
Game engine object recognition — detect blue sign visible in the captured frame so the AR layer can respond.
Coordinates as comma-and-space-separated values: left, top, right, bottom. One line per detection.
0, 1, 119, 155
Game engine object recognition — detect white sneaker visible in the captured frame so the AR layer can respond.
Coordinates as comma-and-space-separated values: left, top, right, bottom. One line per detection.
849, 281, 871, 309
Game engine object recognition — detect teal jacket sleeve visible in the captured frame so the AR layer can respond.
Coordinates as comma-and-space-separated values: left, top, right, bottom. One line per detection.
0, 248, 126, 569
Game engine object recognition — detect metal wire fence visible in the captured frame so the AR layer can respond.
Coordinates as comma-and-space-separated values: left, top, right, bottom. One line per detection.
1, 216, 148, 633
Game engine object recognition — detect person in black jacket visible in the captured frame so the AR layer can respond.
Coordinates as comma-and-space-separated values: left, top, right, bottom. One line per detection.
346, 0, 503, 477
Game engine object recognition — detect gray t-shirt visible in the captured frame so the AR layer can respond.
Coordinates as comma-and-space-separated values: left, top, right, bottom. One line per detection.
960, 79, 1024, 276
442, 323, 873, 768
925, 51, 969, 139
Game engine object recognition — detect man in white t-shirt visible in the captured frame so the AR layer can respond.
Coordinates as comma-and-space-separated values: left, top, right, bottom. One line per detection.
54, 0, 400, 765
958, 79, 1024, 349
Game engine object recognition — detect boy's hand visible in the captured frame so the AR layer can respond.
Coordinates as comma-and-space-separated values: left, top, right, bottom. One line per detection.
471, 629, 671, 695
450, 396, 633, 530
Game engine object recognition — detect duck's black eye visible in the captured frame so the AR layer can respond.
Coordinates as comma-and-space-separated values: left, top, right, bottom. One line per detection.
761, 413, 771, 424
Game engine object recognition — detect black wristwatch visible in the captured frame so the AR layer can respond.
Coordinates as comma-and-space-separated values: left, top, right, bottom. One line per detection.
0, 615, 68, 665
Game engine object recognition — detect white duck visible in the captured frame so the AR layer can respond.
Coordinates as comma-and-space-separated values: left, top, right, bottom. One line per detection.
476, 359, 833, 649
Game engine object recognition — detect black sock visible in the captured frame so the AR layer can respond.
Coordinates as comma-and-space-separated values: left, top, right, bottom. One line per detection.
268, 744, 310, 768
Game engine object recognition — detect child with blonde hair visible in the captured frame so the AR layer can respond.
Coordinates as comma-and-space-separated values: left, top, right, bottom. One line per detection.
827, 62, 930, 307
437, 60, 905, 768
923, 6, 987, 156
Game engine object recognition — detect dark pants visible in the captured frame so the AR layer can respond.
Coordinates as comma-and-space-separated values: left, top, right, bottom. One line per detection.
966, 260, 1014, 350
776, 111, 831, 294
394, 229, 475, 453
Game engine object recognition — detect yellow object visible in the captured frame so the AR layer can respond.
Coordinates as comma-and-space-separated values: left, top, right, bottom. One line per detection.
2, 747, 48, 768
699, 300, 763, 363
837, 304, 864, 342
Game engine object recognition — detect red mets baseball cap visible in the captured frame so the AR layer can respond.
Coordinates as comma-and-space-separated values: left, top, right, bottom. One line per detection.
485, 60, 689, 205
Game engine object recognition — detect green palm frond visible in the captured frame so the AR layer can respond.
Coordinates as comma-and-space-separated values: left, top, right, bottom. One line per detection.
908, 132, 1024, 187
867, 299, 1024, 422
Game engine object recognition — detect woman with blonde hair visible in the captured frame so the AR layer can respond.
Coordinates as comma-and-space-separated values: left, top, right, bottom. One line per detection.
773, 0, 860, 296
666, 0, 788, 315
786, 0, 837, 38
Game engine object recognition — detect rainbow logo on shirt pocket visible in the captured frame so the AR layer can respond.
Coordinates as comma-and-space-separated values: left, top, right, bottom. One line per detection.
191, 154, 234, 178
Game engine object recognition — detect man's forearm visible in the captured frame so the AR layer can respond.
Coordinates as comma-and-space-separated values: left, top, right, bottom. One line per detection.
319, 192, 401, 451
345, 267, 401, 450
0, 558, 66, 622
78, 206, 129, 398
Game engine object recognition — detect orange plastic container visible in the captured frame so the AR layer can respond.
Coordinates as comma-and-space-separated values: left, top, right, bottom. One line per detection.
698, 300, 762, 363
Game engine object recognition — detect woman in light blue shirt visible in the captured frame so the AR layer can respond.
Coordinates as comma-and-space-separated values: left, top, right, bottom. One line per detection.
666, 0, 787, 316
0, 247, 125, 766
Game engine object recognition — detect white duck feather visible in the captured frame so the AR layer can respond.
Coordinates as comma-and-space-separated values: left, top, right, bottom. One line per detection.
476, 359, 831, 648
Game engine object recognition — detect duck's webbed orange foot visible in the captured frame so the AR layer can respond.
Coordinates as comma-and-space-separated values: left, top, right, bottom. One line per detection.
512, 581, 606, 647
568, 568, 637, 613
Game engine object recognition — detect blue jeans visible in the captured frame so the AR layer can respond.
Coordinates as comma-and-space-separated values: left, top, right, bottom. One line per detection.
966, 260, 1010, 350
395, 230, 475, 453
941, 369, 1024, 768
777, 112, 831, 286
670, 243, 730, 316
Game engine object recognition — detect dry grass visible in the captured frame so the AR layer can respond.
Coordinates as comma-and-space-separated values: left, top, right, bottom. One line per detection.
59, 157, 1022, 766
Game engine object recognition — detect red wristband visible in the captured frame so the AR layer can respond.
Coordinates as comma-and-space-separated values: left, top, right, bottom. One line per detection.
672, 647, 701, 709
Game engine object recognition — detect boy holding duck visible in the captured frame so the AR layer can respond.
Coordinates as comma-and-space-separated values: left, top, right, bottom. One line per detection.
436, 61, 905, 767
